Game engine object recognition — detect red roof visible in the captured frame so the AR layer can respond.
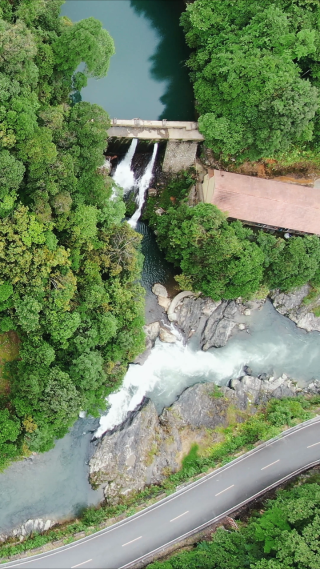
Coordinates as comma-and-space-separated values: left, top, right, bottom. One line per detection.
211, 170, 320, 234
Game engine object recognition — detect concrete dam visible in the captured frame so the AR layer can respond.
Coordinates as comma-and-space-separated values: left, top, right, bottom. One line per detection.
107, 119, 203, 172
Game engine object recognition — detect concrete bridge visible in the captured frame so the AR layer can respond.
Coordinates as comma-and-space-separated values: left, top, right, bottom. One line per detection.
107, 118, 204, 141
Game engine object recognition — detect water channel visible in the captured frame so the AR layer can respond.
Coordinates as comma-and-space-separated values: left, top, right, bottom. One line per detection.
0, 0, 320, 536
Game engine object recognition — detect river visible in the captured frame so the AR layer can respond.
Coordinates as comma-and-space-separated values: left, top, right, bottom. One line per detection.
0, 0, 319, 537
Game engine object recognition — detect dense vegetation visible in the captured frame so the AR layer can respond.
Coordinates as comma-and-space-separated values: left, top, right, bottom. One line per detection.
148, 477, 320, 569
181, 0, 320, 163
145, 173, 320, 300
0, 0, 145, 468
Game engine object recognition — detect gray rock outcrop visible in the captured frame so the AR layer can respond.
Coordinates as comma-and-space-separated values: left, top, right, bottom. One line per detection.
270, 285, 320, 333
201, 300, 238, 350
171, 295, 240, 348
159, 325, 177, 343
0, 518, 55, 542
89, 398, 181, 503
229, 373, 300, 406
134, 321, 161, 365
89, 384, 245, 503
89, 370, 319, 504
142, 285, 260, 358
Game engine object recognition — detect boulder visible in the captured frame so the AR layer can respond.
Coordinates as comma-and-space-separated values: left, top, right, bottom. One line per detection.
201, 301, 238, 350
159, 326, 177, 343
158, 296, 171, 311
152, 283, 168, 297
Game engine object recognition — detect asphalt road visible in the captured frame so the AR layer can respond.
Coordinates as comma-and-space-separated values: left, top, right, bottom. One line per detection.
3, 418, 320, 569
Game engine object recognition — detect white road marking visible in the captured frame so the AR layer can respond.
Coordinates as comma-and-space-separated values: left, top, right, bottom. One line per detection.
261, 459, 280, 470
170, 511, 189, 522
71, 560, 92, 568
5, 421, 320, 568
215, 484, 234, 496
307, 441, 320, 448
122, 536, 142, 547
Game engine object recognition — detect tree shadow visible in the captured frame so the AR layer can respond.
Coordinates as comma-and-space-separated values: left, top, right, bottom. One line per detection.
130, 0, 195, 121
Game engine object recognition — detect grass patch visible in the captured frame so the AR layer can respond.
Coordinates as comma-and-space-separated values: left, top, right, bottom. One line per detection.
209, 384, 224, 398
303, 286, 320, 306
0, 331, 20, 395
313, 306, 320, 317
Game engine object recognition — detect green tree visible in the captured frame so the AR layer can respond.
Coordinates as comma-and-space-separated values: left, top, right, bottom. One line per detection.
156, 203, 264, 300
15, 296, 42, 332
182, 0, 320, 162
258, 233, 320, 290
39, 367, 81, 425
53, 17, 115, 78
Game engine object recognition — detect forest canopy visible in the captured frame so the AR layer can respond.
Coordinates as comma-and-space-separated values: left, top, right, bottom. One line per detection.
181, 0, 320, 162
0, 0, 145, 468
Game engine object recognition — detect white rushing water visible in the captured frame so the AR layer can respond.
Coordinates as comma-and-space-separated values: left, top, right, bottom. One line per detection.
95, 332, 243, 437
129, 142, 158, 228
95, 300, 320, 438
112, 138, 138, 191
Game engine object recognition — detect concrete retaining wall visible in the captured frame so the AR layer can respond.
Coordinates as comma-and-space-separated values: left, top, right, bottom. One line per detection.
162, 141, 198, 173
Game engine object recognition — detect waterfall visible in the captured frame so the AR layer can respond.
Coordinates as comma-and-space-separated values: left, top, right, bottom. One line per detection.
112, 138, 138, 192
128, 143, 158, 228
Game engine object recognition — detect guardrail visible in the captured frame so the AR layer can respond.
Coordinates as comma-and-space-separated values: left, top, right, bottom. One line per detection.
3, 416, 320, 569
110, 119, 199, 130
120, 415, 320, 567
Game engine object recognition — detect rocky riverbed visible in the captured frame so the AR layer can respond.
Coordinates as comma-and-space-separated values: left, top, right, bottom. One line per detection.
135, 283, 262, 364
89, 373, 320, 504
135, 283, 320, 367
89, 282, 320, 504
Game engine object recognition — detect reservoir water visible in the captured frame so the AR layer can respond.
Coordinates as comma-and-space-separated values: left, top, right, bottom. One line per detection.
61, 0, 195, 120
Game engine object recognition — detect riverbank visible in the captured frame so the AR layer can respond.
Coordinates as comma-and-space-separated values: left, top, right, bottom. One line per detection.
1, 388, 319, 562
89, 377, 320, 504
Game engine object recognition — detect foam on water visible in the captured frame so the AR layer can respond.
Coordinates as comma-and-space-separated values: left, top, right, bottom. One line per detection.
95, 300, 320, 438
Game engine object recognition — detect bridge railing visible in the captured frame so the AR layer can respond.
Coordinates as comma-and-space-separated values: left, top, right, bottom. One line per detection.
110, 118, 199, 130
